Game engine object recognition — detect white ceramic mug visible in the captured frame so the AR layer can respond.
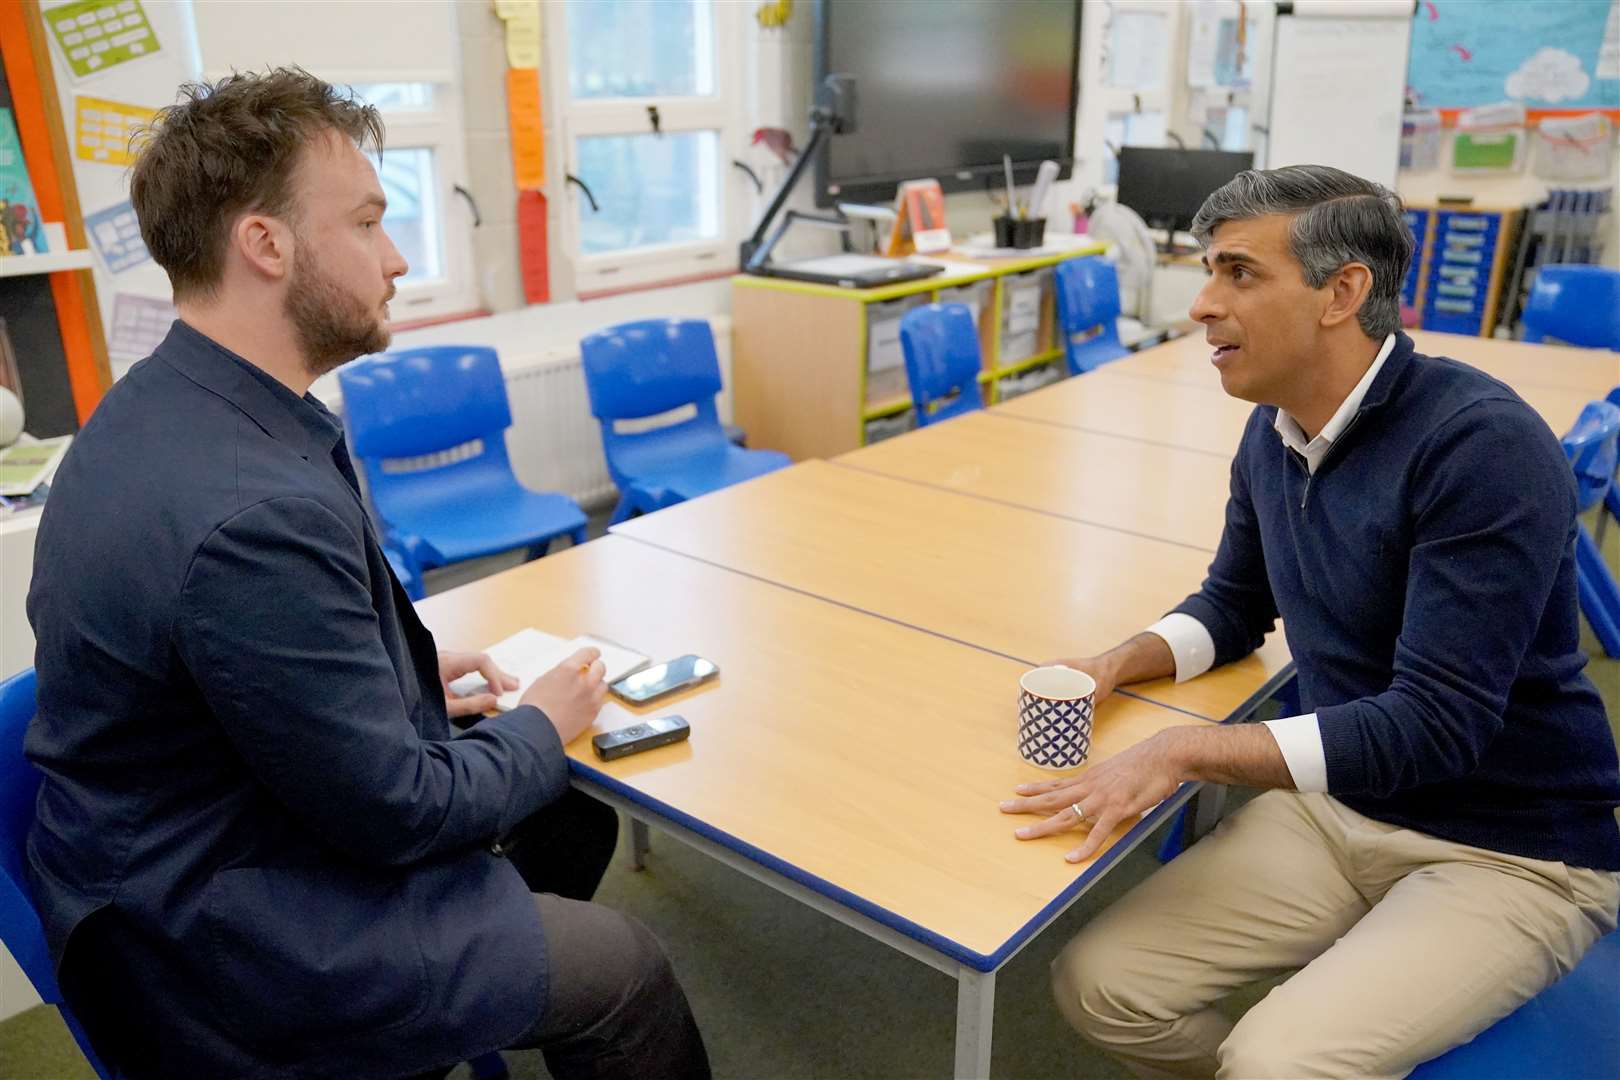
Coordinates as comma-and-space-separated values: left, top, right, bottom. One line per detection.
1017, 665, 1097, 770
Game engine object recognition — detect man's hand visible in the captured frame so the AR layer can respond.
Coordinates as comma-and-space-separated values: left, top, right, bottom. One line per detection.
1000, 728, 1191, 864
999, 724, 1294, 862
519, 647, 608, 745
439, 650, 519, 718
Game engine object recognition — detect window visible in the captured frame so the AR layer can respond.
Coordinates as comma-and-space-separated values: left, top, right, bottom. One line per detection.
549, 0, 746, 296
350, 83, 476, 321
190, 2, 478, 323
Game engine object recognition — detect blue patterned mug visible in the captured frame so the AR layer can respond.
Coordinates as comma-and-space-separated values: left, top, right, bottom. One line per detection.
1018, 666, 1096, 770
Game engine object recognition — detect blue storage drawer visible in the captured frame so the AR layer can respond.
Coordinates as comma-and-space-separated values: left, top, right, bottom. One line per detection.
1401, 210, 1429, 307
1422, 308, 1485, 335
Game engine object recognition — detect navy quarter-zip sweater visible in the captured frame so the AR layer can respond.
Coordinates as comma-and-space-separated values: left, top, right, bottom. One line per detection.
1176, 332, 1620, 870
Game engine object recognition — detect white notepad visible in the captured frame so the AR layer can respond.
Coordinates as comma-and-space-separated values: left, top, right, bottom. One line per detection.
448, 628, 651, 712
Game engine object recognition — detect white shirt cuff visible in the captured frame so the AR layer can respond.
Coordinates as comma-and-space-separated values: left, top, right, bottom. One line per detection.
1145, 613, 1216, 683
1262, 713, 1329, 793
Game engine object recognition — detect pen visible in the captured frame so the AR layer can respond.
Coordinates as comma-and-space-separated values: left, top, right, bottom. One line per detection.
1003, 154, 1017, 220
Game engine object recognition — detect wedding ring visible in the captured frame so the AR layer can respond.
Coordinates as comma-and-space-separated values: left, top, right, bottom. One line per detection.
1070, 802, 1086, 821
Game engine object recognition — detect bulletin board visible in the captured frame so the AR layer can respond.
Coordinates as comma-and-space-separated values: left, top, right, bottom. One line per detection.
1407, 0, 1620, 120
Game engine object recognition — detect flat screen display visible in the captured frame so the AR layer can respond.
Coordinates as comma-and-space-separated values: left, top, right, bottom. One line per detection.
815, 0, 1081, 206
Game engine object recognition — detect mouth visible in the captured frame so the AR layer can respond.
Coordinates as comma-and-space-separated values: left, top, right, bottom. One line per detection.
1210, 343, 1240, 365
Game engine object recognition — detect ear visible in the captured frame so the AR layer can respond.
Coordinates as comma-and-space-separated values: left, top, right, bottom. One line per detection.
230, 212, 293, 284
1320, 261, 1373, 330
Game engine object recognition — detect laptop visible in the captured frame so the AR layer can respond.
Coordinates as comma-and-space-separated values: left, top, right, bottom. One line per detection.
754, 254, 944, 290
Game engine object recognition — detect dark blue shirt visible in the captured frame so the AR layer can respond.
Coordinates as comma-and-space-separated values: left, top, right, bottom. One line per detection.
1176, 332, 1620, 870
27, 321, 568, 1076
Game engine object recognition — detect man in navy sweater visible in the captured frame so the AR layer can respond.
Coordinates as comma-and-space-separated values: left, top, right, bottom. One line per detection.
1000, 166, 1620, 1077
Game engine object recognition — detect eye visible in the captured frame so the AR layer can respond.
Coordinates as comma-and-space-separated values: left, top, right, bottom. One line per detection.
1230, 266, 1249, 281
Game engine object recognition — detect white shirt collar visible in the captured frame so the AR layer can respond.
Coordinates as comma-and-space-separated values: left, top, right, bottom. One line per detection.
1274, 333, 1397, 474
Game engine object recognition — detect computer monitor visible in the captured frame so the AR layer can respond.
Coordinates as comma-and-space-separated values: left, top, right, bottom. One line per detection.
1115, 148, 1255, 237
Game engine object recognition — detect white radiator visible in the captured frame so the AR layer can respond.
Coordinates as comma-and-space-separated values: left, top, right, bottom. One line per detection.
501, 354, 618, 511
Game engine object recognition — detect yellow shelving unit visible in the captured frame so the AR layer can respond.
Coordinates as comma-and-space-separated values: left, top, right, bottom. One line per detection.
730, 244, 1106, 460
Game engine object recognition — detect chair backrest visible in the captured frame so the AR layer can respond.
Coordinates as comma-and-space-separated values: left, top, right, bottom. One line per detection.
898, 303, 985, 427
337, 347, 521, 517
2, 667, 120, 1078
1561, 399, 1620, 513
1053, 257, 1128, 373
0, 668, 59, 1002
579, 319, 725, 423
1521, 265, 1620, 350
578, 319, 729, 484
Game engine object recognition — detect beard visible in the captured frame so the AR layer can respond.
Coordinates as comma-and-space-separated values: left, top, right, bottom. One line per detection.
284, 239, 394, 378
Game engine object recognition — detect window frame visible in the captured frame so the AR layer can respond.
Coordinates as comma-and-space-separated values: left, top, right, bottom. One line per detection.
365, 82, 481, 323
546, 0, 749, 297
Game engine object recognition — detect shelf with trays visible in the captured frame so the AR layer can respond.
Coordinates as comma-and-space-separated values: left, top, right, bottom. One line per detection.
1404, 204, 1522, 338
731, 244, 1105, 460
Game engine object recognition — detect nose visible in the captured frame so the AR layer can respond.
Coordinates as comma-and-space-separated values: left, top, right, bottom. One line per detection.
1189, 276, 1223, 324
381, 226, 409, 281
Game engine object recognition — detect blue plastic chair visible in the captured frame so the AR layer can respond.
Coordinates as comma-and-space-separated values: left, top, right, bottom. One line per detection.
1605, 387, 1620, 543
1054, 257, 1130, 375
338, 347, 587, 584
382, 542, 424, 602
0, 669, 114, 1079
1409, 929, 1620, 1079
1521, 265, 1620, 350
898, 303, 985, 427
579, 319, 790, 525
1562, 399, 1620, 657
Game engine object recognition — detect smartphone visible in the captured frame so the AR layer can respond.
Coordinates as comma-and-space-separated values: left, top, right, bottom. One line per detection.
609, 654, 718, 705
592, 715, 691, 761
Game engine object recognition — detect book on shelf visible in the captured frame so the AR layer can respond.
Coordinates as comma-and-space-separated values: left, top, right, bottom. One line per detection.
0, 106, 49, 256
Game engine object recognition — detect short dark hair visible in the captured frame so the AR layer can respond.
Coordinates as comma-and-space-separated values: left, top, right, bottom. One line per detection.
129, 68, 384, 301
1191, 165, 1413, 338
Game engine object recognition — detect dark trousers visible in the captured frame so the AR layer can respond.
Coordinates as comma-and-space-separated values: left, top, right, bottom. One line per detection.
498, 789, 711, 1080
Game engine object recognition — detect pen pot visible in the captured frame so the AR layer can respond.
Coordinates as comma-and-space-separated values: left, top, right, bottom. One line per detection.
993, 216, 1046, 250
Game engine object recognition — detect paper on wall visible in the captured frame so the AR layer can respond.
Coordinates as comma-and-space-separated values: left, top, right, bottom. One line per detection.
45, 0, 161, 82
74, 95, 157, 166
506, 67, 545, 190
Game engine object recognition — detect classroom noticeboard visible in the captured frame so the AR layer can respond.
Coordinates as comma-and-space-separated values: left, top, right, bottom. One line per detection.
1407, 0, 1620, 119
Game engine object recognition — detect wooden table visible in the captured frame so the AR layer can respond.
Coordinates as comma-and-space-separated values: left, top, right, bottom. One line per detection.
1104, 330, 1618, 400
611, 461, 1291, 724
833, 412, 1236, 551
996, 362, 1598, 449
418, 536, 1224, 1078
993, 368, 1254, 457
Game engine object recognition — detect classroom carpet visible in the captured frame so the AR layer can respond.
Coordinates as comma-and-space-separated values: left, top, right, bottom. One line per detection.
4, 510, 1618, 1080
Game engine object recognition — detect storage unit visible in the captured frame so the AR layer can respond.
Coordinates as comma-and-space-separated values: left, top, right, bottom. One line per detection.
1399, 207, 1432, 313
1404, 204, 1522, 338
731, 245, 1104, 461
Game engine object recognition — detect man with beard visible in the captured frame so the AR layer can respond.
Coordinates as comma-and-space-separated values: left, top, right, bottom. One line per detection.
25, 69, 710, 1079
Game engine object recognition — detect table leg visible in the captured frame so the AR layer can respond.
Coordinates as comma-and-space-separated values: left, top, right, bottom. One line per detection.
1190, 783, 1228, 841
954, 967, 995, 1079
630, 817, 651, 871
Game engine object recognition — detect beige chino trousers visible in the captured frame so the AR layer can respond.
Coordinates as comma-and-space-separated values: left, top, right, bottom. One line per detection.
1051, 790, 1619, 1079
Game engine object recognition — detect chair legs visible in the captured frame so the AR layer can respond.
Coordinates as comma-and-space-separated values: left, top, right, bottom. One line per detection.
1575, 525, 1620, 657
1597, 486, 1620, 548
608, 494, 636, 526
